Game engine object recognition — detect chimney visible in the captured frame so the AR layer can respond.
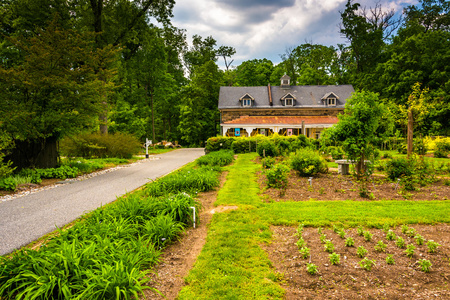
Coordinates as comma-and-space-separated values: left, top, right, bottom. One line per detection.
268, 84, 273, 106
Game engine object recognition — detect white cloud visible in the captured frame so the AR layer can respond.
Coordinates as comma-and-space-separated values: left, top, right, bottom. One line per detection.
171, 0, 419, 68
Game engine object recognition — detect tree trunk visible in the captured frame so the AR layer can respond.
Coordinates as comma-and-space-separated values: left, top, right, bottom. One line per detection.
407, 110, 413, 157
6, 137, 58, 170
99, 98, 108, 134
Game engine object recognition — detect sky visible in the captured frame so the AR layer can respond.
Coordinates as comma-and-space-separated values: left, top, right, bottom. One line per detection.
170, 0, 419, 69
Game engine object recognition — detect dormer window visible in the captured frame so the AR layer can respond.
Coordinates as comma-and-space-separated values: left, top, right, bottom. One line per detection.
321, 92, 339, 107
239, 93, 254, 108
280, 74, 291, 88
281, 93, 296, 106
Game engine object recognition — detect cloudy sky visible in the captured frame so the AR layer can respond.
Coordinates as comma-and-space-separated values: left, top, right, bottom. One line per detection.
170, 0, 418, 68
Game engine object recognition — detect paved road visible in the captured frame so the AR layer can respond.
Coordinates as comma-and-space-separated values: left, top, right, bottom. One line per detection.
0, 148, 205, 256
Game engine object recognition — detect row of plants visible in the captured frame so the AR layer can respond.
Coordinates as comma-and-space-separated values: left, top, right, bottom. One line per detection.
0, 158, 135, 191
0, 151, 231, 299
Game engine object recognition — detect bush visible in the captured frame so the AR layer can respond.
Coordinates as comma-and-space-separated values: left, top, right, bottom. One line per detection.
265, 163, 290, 189
328, 146, 344, 160
257, 140, 279, 157
386, 156, 434, 190
205, 136, 235, 153
0, 177, 17, 191
261, 157, 276, 169
197, 150, 234, 167
231, 138, 257, 154
386, 158, 413, 181
290, 148, 328, 176
60, 132, 141, 158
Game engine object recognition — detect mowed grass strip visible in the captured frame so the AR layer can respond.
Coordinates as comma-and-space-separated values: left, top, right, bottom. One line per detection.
178, 153, 285, 299
257, 199, 450, 228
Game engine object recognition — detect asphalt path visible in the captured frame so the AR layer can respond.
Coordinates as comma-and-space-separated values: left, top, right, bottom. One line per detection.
0, 148, 205, 256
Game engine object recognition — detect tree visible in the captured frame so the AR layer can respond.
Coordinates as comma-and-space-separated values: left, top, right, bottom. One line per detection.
233, 59, 274, 87
326, 91, 393, 178
0, 20, 118, 169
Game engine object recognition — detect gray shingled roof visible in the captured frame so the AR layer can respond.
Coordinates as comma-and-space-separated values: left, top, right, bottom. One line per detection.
219, 85, 355, 109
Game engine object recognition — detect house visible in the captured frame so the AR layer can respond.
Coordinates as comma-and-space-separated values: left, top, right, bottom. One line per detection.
218, 75, 354, 138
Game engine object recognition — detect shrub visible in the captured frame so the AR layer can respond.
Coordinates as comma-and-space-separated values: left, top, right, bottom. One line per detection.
261, 157, 276, 169
197, 150, 234, 167
60, 132, 141, 158
257, 140, 279, 157
434, 139, 450, 158
0, 177, 17, 191
205, 136, 235, 152
265, 163, 290, 190
231, 138, 257, 154
290, 148, 328, 177
143, 214, 184, 248
328, 146, 345, 160
386, 158, 413, 181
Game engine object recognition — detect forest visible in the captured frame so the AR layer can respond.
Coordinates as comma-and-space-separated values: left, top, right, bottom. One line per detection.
0, 0, 449, 169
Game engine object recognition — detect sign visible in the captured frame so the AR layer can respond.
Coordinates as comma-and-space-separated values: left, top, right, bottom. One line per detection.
287, 129, 293, 136
235, 128, 240, 136
260, 129, 265, 136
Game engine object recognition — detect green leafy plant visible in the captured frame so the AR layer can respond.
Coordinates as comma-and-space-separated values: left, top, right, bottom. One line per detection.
296, 237, 307, 249
406, 228, 417, 238
257, 140, 279, 157
401, 224, 409, 234
359, 258, 376, 271
426, 240, 440, 253
418, 259, 432, 273
414, 234, 425, 245
363, 231, 373, 242
396, 237, 406, 248
197, 150, 234, 167
386, 254, 395, 265
0, 177, 17, 191
320, 234, 327, 244
306, 263, 318, 275
317, 227, 323, 234
357, 226, 364, 236
405, 244, 416, 258
374, 241, 387, 252
357, 246, 368, 258
324, 240, 335, 253
329, 252, 341, 265
386, 230, 396, 241
290, 148, 328, 176
265, 163, 290, 191
299, 247, 310, 259
296, 223, 305, 237
261, 156, 276, 169
382, 223, 390, 233
338, 230, 346, 239
345, 237, 355, 247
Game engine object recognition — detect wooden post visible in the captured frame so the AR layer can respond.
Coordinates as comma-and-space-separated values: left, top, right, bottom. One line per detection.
302, 121, 305, 137
407, 110, 413, 157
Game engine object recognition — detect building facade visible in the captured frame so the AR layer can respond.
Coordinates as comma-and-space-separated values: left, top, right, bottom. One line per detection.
218, 75, 354, 138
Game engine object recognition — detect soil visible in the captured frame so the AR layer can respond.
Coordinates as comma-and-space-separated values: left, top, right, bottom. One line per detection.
259, 169, 450, 202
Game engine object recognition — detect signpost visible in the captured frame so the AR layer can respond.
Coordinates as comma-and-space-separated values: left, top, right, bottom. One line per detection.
145, 138, 152, 158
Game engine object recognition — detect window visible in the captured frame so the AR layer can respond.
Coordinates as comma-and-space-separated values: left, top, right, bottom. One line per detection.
285, 98, 293, 106
328, 98, 336, 106
242, 99, 252, 107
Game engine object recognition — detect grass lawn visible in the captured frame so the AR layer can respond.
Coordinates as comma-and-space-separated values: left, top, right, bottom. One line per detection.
179, 153, 450, 299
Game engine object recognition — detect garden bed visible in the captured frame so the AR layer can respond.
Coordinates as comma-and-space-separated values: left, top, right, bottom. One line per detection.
263, 224, 450, 299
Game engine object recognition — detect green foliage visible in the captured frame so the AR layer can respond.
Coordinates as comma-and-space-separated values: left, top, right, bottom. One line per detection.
386, 254, 395, 265
414, 234, 425, 245
261, 157, 276, 169
357, 226, 364, 236
345, 237, 355, 247
359, 258, 376, 271
329, 252, 340, 265
265, 163, 290, 190
143, 214, 184, 248
299, 247, 310, 259
320, 233, 327, 244
196, 150, 234, 167
386, 158, 414, 181
296, 237, 306, 249
205, 136, 235, 152
386, 230, 396, 241
426, 240, 440, 253
144, 166, 220, 197
60, 132, 141, 159
357, 246, 368, 258
418, 259, 432, 273
405, 244, 416, 258
396, 237, 406, 248
434, 139, 450, 158
0, 130, 14, 178
363, 231, 373, 242
256, 140, 279, 157
290, 148, 328, 176
386, 155, 435, 190
231, 138, 258, 154
0, 177, 17, 191
306, 263, 318, 275
324, 240, 335, 253
374, 241, 387, 252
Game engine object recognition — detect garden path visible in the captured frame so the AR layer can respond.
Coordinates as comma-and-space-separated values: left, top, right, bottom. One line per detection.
0, 148, 205, 256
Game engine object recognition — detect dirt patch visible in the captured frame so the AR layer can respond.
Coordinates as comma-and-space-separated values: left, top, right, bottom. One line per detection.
143, 171, 229, 299
263, 225, 450, 299
259, 170, 450, 202
210, 205, 238, 214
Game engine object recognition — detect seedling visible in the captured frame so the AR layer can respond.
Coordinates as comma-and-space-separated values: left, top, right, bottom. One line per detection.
386, 254, 395, 265
306, 263, 318, 275
317, 227, 323, 234
363, 231, 373, 242
338, 230, 346, 239
357, 226, 364, 236
426, 240, 440, 253
333, 224, 340, 233
320, 233, 327, 244
296, 223, 305, 237
329, 252, 340, 265
418, 259, 432, 273
401, 224, 409, 234
296, 237, 306, 249
357, 246, 368, 258
386, 230, 396, 241
406, 228, 417, 238
414, 234, 425, 245
324, 240, 335, 253
405, 244, 416, 258
382, 223, 390, 233
345, 237, 355, 247
395, 237, 406, 248
299, 247, 310, 259
374, 241, 387, 252
359, 258, 376, 271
